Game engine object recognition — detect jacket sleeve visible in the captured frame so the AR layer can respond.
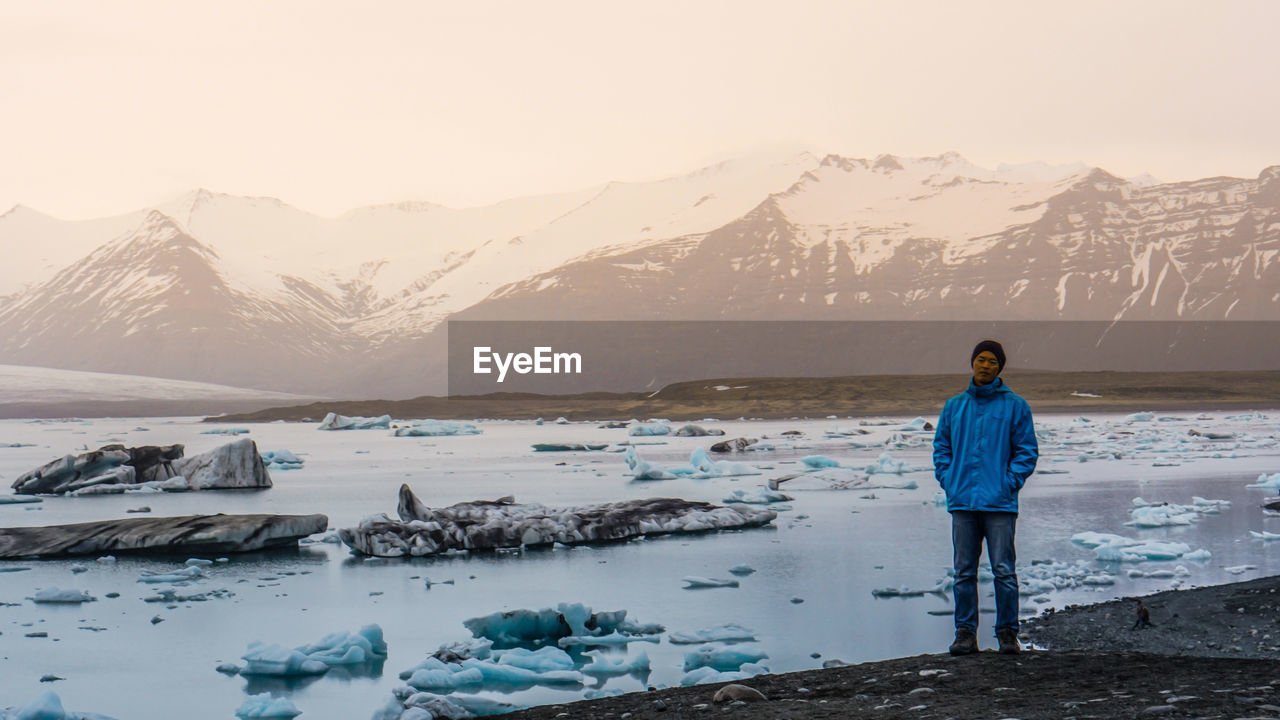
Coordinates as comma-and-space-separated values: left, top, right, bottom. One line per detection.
1008, 399, 1039, 490
932, 399, 952, 487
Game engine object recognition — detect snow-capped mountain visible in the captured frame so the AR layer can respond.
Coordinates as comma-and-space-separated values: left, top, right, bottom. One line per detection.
1, 152, 1276, 398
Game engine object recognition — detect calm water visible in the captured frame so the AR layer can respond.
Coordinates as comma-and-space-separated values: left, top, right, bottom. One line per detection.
1, 411, 1278, 719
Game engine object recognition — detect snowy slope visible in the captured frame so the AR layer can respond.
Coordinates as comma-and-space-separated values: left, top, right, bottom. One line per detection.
0, 364, 315, 404
0, 205, 147, 296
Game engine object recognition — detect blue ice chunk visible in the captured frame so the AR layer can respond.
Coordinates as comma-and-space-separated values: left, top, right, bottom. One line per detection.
295, 624, 387, 665
1126, 412, 1155, 422
137, 566, 204, 584
581, 649, 650, 677
30, 588, 95, 604
1, 690, 121, 720
201, 427, 250, 435
629, 423, 671, 436
668, 624, 757, 645
682, 644, 768, 671
494, 646, 575, 673
557, 631, 661, 647
801, 455, 841, 469
393, 420, 482, 437
723, 488, 791, 505
682, 576, 739, 589
240, 643, 329, 676
624, 446, 676, 481
317, 413, 391, 430
460, 658, 584, 686
866, 452, 914, 475
234, 694, 301, 719
679, 662, 769, 686
1249, 472, 1280, 489
728, 565, 756, 576
261, 450, 303, 469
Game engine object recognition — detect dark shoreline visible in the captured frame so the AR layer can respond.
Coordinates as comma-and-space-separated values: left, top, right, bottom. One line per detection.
209, 369, 1280, 423
495, 574, 1280, 720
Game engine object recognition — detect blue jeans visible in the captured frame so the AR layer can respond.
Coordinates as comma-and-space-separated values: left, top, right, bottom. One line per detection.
951, 510, 1018, 636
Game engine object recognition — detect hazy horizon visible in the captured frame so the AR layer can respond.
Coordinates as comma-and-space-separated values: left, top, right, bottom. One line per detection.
3, 0, 1279, 219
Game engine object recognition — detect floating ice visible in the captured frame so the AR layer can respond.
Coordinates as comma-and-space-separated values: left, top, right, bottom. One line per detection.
682, 576, 739, 589
1249, 531, 1280, 541
682, 644, 769, 672
629, 423, 671, 436
674, 424, 725, 437
241, 624, 386, 676
669, 624, 758, 645
341, 485, 776, 557
30, 588, 95, 604
865, 452, 915, 475
722, 488, 791, 505
240, 644, 331, 676
532, 443, 608, 452
679, 662, 769, 686
317, 413, 391, 431
494, 646, 575, 673
1249, 473, 1280, 489
899, 417, 934, 431
393, 420, 481, 437
462, 602, 660, 646
0, 495, 42, 504
727, 565, 756, 576
234, 694, 301, 719
624, 446, 676, 481
1225, 565, 1258, 575
201, 427, 250, 435
1126, 412, 1155, 422
581, 649, 651, 677
557, 631, 661, 648
800, 455, 841, 469
137, 566, 204, 584
0, 691, 119, 720
261, 450, 303, 469
772, 468, 918, 491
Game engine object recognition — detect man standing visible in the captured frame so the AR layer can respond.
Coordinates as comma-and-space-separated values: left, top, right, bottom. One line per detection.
933, 340, 1039, 655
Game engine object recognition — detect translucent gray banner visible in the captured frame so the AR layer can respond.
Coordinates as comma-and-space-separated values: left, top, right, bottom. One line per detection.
446, 320, 1280, 396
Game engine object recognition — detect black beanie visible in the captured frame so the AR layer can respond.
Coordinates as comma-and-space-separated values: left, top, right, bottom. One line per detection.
971, 340, 1006, 373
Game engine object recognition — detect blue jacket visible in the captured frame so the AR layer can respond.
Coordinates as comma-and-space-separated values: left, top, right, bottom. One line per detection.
932, 377, 1039, 513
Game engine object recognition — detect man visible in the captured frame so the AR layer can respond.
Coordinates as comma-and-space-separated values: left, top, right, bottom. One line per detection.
932, 340, 1039, 655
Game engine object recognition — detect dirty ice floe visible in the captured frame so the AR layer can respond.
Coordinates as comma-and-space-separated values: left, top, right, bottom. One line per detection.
0, 691, 118, 720
393, 420, 481, 437
317, 413, 391, 430
770, 467, 918, 491
340, 485, 776, 557
722, 488, 791, 504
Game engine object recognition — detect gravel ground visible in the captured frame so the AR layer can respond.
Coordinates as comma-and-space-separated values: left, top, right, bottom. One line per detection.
497, 575, 1280, 720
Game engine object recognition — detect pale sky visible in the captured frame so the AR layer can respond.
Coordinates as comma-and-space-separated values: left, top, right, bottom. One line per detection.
3, 0, 1279, 219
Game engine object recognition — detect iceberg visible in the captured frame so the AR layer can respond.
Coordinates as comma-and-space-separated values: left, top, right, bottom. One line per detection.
668, 624, 757, 645
262, 450, 303, 470
239, 625, 386, 676
557, 631, 661, 648
629, 423, 671, 436
723, 488, 791, 505
12, 443, 184, 495
201, 427, 250, 435
682, 644, 769, 672
240, 643, 331, 676
624, 446, 676, 481
317, 413, 391, 430
679, 662, 769, 686
234, 695, 301, 719
393, 420, 482, 437
581, 649, 650, 677
137, 565, 204, 584
462, 602, 658, 646
340, 485, 776, 557
801, 455, 842, 469
30, 587, 95, 604
674, 424, 725, 437
173, 438, 272, 491
1248, 472, 1280, 489
494, 646, 575, 672
0, 691, 119, 720
531, 443, 608, 452
682, 576, 740, 589
0, 513, 327, 559
865, 452, 915, 475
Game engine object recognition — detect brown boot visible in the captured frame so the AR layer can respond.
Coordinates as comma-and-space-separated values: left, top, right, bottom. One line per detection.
997, 627, 1021, 655
949, 628, 978, 656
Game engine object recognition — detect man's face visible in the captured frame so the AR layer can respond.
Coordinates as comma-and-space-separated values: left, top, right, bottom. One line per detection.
972, 351, 1000, 385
